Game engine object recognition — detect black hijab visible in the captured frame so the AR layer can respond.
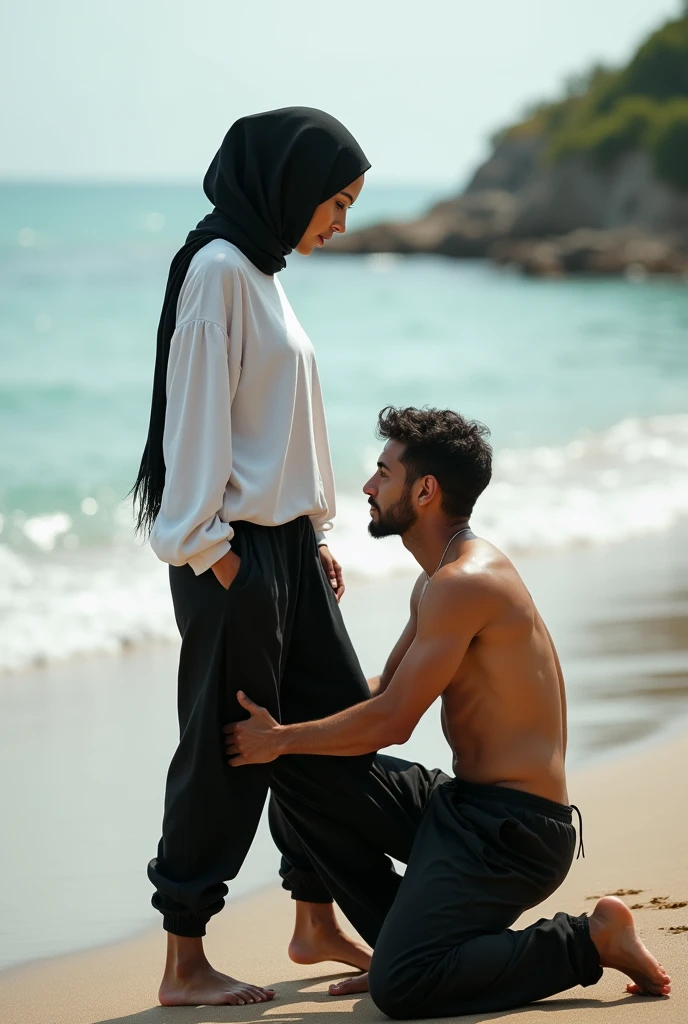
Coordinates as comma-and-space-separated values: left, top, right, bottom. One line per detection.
133, 107, 370, 535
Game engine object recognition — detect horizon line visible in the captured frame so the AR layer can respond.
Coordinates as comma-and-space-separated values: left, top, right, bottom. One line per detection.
0, 174, 461, 190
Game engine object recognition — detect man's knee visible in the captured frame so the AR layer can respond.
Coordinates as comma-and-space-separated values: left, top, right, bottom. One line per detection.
368, 959, 423, 1020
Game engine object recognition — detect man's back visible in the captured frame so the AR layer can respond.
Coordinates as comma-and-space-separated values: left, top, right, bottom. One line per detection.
425, 537, 568, 804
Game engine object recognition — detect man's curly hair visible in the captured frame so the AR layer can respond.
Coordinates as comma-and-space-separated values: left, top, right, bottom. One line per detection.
376, 406, 492, 517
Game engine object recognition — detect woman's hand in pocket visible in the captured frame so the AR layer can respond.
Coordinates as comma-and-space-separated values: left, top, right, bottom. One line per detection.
319, 545, 344, 602
211, 549, 242, 591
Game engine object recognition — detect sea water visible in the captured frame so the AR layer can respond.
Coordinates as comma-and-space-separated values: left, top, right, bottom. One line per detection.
1, 180, 687, 672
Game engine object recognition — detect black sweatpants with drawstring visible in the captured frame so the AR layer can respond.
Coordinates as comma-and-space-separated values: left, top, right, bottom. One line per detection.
148, 517, 370, 936
273, 755, 603, 1019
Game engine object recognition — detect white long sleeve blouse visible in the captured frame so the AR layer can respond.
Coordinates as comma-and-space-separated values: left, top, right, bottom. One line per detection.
149, 239, 336, 575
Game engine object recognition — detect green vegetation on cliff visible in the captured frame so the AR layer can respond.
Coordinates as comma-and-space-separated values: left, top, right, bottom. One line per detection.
503, 14, 688, 191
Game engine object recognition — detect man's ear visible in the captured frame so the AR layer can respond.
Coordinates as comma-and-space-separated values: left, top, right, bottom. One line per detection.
416, 475, 440, 506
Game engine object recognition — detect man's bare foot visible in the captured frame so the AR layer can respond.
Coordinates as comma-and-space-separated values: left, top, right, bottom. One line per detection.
289, 901, 372, 972
159, 934, 275, 1006
588, 897, 671, 997
329, 971, 370, 997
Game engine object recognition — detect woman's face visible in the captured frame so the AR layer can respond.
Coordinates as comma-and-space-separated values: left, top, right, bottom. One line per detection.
295, 174, 365, 255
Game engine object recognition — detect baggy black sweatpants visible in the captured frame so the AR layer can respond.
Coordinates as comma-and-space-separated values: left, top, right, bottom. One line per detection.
272, 755, 603, 1019
148, 517, 371, 936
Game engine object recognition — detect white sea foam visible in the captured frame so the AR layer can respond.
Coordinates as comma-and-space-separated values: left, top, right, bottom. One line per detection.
477, 413, 688, 549
0, 543, 177, 673
1, 414, 687, 674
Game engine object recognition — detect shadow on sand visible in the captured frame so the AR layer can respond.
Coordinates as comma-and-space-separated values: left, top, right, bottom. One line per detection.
94, 972, 663, 1024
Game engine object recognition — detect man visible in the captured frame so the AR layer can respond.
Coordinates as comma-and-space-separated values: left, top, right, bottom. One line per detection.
224, 406, 670, 1018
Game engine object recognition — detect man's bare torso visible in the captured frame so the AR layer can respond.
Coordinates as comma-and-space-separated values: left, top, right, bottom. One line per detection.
415, 536, 568, 805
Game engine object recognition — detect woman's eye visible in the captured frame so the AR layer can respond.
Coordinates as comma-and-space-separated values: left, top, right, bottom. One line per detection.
336, 202, 345, 211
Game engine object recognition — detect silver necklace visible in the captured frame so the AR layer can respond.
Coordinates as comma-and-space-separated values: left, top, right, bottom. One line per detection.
426, 527, 471, 580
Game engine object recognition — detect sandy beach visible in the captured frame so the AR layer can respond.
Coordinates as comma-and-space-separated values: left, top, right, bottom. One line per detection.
1, 519, 687, 1024
1, 524, 687, 1022
2, 523, 688, 975
0, 720, 686, 1024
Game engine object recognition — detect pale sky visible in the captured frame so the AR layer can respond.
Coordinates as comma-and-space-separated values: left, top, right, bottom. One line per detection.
0, 0, 681, 186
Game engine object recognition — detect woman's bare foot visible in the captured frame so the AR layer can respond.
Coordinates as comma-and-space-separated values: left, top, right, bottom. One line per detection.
288, 901, 372, 972
588, 897, 671, 997
329, 971, 370, 997
159, 934, 275, 1006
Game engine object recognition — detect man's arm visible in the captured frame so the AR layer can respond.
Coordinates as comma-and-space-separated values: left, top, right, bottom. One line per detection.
367, 572, 425, 697
225, 570, 493, 764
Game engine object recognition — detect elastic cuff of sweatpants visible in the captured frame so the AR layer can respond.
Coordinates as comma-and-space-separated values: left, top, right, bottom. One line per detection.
280, 872, 333, 905
162, 912, 211, 938
569, 914, 604, 987
287, 886, 333, 904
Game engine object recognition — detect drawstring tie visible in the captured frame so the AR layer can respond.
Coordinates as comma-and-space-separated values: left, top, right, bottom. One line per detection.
570, 804, 585, 859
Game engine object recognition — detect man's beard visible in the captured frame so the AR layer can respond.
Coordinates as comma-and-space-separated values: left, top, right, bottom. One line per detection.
368, 486, 417, 539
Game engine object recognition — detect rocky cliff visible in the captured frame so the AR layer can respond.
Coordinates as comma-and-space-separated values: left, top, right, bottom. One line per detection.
329, 14, 688, 276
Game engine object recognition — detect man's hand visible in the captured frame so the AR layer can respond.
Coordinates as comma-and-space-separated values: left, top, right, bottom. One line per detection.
212, 549, 242, 590
319, 545, 345, 602
224, 692, 284, 766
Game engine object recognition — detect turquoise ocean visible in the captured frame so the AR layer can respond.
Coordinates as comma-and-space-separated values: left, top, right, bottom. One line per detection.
1, 180, 688, 674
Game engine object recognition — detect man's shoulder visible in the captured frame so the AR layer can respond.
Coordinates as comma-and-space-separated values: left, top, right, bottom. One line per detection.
429, 548, 513, 611
432, 562, 496, 598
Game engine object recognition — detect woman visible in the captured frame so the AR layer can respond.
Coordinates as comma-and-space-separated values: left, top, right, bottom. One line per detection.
133, 107, 373, 1007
